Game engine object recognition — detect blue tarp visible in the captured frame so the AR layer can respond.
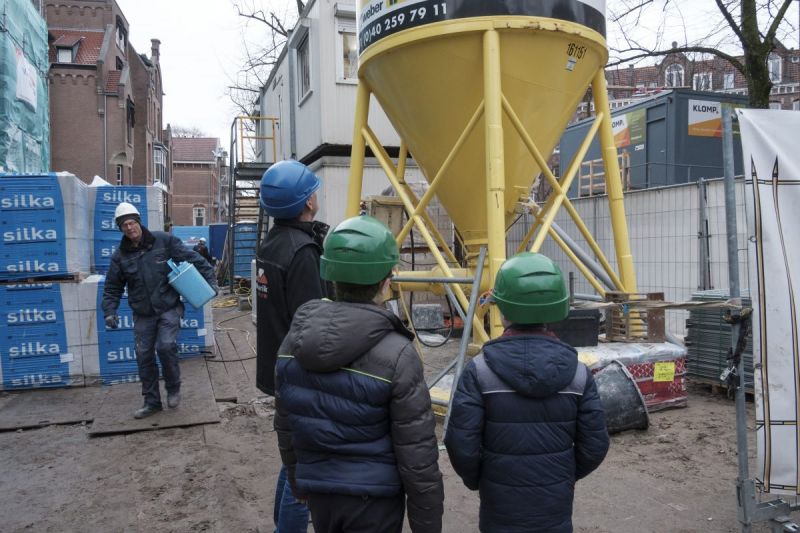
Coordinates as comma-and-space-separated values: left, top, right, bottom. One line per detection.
171, 225, 209, 248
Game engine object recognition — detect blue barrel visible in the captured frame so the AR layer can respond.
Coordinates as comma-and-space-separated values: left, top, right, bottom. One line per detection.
233, 223, 258, 279
166, 259, 216, 309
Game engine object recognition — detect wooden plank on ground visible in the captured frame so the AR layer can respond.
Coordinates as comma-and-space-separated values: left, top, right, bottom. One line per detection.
215, 325, 261, 404
88, 357, 219, 437
205, 356, 239, 403
0, 386, 107, 431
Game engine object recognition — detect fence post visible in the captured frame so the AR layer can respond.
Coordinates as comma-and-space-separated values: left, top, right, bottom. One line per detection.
697, 178, 711, 290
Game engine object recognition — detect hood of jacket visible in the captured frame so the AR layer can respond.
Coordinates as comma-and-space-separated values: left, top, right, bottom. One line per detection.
287, 299, 413, 372
482, 334, 578, 398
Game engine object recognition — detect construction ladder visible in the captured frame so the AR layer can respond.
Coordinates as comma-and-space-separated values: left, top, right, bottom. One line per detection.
225, 116, 277, 289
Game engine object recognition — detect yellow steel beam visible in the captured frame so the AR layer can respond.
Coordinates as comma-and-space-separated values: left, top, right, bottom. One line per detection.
528, 205, 607, 296
504, 97, 625, 291
592, 70, 638, 292
396, 101, 485, 244
362, 125, 489, 343
515, 103, 603, 252
347, 82, 371, 218
396, 141, 408, 183
483, 29, 506, 339
391, 141, 459, 265
395, 182, 461, 265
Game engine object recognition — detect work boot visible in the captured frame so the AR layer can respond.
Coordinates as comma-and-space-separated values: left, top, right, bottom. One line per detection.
134, 403, 163, 419
167, 391, 181, 409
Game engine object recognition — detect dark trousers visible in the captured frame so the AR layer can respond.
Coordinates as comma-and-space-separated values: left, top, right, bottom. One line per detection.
133, 306, 182, 407
308, 492, 404, 533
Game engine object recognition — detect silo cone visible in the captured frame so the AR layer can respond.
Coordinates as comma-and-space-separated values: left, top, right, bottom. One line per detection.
348, 2, 638, 340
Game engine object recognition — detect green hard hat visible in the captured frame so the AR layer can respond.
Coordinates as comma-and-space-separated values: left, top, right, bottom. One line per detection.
320, 215, 399, 285
492, 252, 569, 324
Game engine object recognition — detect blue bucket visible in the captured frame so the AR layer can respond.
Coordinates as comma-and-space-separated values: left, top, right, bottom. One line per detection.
167, 259, 216, 309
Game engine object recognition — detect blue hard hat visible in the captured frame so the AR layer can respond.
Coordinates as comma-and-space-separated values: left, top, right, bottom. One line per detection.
259, 160, 321, 218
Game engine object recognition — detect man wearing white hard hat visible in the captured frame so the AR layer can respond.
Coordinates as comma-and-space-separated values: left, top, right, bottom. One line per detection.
193, 237, 214, 265
102, 202, 216, 419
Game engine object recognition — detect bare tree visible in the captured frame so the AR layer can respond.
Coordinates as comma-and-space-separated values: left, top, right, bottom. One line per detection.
608, 0, 798, 108
226, 0, 304, 117
172, 125, 209, 138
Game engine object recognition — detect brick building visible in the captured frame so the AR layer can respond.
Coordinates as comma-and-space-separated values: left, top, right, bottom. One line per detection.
170, 137, 225, 227
46, 0, 168, 194
577, 42, 800, 119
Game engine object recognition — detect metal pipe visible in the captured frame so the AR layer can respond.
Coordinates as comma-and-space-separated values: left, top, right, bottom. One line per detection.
574, 293, 603, 302
393, 276, 475, 284
550, 221, 616, 289
427, 357, 459, 389
443, 246, 487, 436
723, 106, 750, 533
443, 284, 467, 322
698, 178, 711, 290
103, 94, 107, 180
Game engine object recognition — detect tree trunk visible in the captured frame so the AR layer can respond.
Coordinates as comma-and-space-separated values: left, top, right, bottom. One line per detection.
745, 53, 773, 108
740, 0, 773, 109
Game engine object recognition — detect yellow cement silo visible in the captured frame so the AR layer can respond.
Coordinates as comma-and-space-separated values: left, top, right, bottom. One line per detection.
347, 1, 637, 340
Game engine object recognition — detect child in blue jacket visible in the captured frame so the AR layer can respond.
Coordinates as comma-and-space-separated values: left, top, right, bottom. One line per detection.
445, 252, 610, 532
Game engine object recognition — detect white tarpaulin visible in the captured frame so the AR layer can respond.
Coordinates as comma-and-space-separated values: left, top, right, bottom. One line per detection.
740, 109, 800, 495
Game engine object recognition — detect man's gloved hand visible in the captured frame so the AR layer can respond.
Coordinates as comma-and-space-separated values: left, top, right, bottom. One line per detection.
105, 315, 119, 329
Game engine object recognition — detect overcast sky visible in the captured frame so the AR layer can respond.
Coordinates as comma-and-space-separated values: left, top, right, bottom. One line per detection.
117, 0, 280, 148
116, 0, 799, 150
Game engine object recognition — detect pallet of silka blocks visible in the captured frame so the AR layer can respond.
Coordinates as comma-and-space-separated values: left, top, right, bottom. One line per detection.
0, 281, 85, 390
0, 173, 90, 281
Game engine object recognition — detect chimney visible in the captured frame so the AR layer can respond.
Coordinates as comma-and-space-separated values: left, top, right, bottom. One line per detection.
628, 64, 635, 87
150, 39, 161, 64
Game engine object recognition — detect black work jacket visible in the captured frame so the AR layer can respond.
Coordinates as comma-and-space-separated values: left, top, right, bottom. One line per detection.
275, 300, 444, 532
102, 227, 215, 318
255, 219, 329, 395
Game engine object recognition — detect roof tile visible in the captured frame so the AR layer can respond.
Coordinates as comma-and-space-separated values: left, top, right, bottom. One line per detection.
49, 29, 105, 65
171, 137, 220, 162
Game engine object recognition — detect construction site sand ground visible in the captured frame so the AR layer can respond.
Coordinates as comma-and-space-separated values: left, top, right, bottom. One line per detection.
0, 306, 778, 532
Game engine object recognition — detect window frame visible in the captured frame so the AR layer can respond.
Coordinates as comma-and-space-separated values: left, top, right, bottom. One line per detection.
723, 72, 734, 90
335, 16, 358, 84
116, 165, 123, 185
297, 34, 311, 101
768, 54, 782, 83
692, 72, 713, 91
56, 47, 73, 63
665, 64, 684, 88
126, 97, 135, 145
193, 206, 206, 227
115, 19, 127, 54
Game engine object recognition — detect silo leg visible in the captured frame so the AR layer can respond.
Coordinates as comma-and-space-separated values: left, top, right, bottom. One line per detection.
347, 82, 371, 218
483, 29, 507, 338
591, 70, 638, 293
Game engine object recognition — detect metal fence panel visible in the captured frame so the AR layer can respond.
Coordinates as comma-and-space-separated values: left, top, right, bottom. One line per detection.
508, 179, 748, 336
